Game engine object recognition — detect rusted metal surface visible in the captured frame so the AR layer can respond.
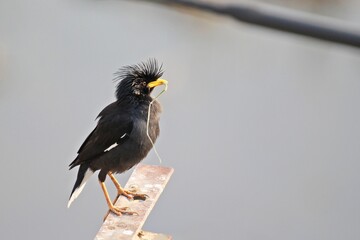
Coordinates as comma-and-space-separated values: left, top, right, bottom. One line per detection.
95, 164, 174, 240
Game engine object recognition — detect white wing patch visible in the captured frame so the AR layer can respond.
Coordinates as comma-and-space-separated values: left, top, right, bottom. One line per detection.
104, 133, 127, 152
104, 143, 118, 152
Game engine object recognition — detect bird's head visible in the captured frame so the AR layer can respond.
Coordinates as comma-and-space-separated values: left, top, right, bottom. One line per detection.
114, 59, 167, 101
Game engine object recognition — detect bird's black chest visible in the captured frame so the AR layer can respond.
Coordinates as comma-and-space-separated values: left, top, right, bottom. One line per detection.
132, 100, 161, 145
104, 101, 161, 173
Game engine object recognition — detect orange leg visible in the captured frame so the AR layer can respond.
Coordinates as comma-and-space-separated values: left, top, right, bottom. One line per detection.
99, 181, 136, 219
108, 172, 148, 200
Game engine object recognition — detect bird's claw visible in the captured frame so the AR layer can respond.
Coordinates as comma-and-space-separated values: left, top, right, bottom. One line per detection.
119, 191, 133, 200
118, 185, 148, 201
109, 206, 138, 216
104, 206, 138, 221
124, 190, 148, 201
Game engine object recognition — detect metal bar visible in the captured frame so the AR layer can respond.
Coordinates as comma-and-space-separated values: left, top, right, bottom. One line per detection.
145, 0, 360, 48
95, 164, 174, 240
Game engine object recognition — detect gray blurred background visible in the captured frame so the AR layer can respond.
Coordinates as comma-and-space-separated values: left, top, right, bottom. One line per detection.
1, 0, 360, 239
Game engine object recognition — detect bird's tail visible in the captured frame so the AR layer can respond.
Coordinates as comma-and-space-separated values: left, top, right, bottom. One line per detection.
68, 163, 94, 208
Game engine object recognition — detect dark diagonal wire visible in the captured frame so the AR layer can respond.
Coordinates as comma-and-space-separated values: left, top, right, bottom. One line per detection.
143, 0, 360, 48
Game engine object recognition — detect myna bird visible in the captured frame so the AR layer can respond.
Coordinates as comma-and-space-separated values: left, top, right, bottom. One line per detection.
68, 59, 167, 216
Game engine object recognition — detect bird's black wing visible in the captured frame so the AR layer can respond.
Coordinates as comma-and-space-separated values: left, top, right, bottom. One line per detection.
76, 126, 97, 154
69, 103, 133, 169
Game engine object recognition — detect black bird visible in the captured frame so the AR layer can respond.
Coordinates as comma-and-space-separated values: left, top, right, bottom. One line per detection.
68, 60, 167, 215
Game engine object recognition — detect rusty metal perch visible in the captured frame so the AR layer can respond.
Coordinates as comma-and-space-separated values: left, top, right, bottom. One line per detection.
95, 164, 174, 240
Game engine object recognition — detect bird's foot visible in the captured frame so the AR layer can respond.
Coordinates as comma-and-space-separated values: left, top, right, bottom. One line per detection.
109, 205, 138, 216
108, 173, 148, 201
103, 204, 138, 221
117, 185, 148, 201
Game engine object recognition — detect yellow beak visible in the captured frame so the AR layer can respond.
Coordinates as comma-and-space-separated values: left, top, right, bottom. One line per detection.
147, 79, 168, 88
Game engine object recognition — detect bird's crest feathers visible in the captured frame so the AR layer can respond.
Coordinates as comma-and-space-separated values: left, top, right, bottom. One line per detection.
114, 59, 163, 100
114, 59, 163, 83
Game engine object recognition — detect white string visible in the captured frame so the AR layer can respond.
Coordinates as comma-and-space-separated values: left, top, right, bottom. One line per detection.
147, 83, 168, 164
